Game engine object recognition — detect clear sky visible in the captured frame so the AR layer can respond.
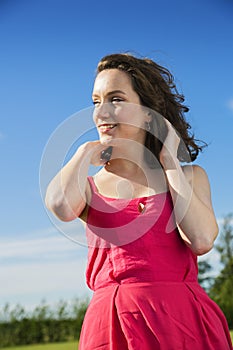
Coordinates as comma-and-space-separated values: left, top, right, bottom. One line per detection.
0, 0, 233, 310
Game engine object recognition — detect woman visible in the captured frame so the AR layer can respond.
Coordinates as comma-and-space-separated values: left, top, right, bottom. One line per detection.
45, 53, 232, 349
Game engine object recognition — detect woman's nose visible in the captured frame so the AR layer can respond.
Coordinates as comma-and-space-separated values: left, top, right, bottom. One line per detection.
94, 102, 113, 119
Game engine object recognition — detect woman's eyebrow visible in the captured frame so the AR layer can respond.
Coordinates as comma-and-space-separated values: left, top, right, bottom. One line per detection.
92, 90, 127, 98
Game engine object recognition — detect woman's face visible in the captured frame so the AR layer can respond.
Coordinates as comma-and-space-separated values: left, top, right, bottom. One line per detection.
92, 69, 149, 145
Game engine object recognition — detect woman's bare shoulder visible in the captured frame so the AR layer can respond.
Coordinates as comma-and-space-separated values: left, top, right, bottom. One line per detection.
181, 164, 209, 184
182, 164, 215, 211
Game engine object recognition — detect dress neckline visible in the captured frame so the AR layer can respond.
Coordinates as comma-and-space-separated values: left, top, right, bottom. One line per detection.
88, 176, 169, 201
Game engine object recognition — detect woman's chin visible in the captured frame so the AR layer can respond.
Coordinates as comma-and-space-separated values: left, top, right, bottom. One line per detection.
99, 135, 114, 145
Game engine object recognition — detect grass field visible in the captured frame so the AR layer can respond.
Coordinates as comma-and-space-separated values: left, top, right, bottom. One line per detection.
2, 332, 233, 349
1, 341, 78, 350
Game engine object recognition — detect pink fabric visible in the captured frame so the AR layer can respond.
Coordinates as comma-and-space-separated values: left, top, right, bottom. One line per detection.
78, 176, 232, 350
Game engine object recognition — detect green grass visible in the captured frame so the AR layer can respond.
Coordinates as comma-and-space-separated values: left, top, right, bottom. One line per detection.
2, 333, 233, 349
1, 341, 78, 350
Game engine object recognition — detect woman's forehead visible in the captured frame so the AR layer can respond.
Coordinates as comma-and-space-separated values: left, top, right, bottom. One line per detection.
93, 69, 132, 93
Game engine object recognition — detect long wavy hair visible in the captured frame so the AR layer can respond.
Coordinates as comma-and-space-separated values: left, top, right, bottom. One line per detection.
96, 53, 206, 167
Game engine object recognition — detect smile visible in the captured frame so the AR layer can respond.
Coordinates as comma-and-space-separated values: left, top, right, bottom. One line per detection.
98, 124, 117, 132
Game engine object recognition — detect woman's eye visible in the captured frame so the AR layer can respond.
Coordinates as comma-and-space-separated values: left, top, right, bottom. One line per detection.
112, 97, 123, 103
93, 100, 100, 106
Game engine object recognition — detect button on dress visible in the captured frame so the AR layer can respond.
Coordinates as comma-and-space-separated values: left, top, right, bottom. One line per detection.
78, 177, 232, 350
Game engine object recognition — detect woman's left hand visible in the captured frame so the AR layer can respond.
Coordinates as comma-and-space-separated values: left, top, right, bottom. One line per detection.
159, 118, 181, 168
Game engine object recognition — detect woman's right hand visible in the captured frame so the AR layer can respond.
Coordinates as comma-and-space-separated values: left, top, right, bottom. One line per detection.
79, 140, 113, 167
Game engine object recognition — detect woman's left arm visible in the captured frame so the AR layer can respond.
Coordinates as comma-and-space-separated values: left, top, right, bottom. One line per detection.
160, 120, 219, 256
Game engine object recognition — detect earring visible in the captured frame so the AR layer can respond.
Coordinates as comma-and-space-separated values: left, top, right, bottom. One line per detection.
146, 121, 151, 132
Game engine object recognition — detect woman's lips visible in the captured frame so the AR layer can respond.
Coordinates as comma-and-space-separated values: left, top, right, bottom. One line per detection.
98, 124, 117, 133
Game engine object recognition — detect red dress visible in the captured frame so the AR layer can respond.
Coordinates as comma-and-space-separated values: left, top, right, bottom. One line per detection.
78, 176, 232, 350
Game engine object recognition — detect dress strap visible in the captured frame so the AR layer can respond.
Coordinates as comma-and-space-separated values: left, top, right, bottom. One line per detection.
87, 176, 98, 194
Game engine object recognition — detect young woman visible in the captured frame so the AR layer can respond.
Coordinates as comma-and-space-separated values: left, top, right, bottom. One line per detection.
45, 53, 232, 349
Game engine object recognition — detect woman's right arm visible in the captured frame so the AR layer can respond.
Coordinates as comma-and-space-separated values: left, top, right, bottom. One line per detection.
45, 141, 101, 222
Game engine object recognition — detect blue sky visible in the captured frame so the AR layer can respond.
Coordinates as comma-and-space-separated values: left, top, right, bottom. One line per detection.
0, 0, 233, 309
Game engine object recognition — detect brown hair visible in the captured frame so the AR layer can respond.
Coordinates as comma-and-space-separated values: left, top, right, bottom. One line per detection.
96, 53, 206, 167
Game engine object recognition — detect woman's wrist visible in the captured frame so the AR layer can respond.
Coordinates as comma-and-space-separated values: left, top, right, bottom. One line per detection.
160, 154, 180, 170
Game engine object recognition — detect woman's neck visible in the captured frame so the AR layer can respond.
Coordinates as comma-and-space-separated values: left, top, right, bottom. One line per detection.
104, 157, 149, 179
